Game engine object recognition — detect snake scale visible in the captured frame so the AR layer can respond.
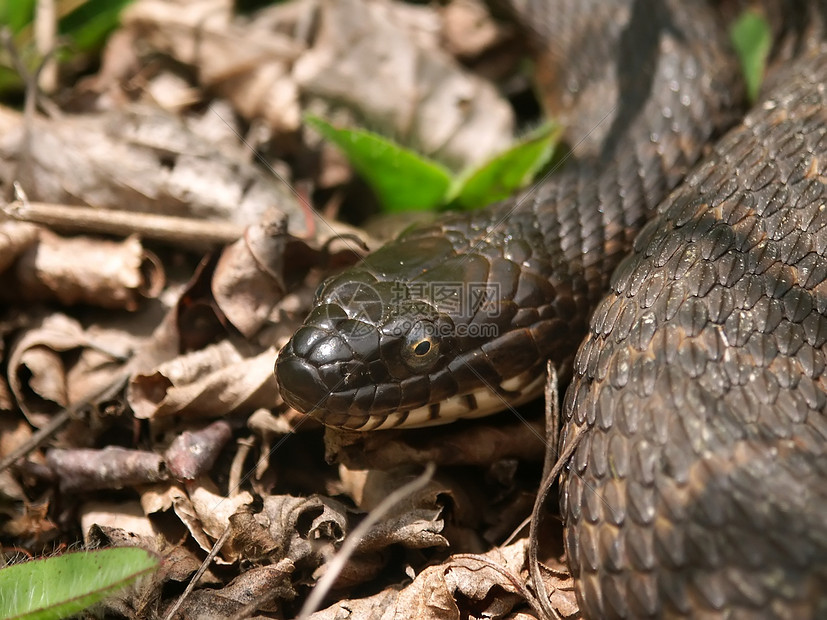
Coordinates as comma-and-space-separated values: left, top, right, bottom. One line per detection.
277, 0, 827, 617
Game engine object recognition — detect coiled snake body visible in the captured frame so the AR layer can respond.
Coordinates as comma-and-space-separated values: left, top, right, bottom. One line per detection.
277, 1, 827, 617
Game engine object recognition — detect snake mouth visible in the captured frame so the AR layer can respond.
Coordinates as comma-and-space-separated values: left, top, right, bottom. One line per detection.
277, 343, 547, 431
347, 367, 548, 431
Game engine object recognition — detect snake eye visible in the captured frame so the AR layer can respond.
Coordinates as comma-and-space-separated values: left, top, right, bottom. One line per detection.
401, 320, 440, 371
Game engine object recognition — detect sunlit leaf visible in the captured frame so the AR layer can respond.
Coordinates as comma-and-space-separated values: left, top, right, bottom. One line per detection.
306, 115, 453, 213
448, 123, 559, 210
59, 0, 135, 51
730, 10, 771, 102
0, 548, 159, 620
0, 0, 37, 33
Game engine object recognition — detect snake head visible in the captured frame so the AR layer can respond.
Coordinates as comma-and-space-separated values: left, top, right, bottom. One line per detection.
276, 225, 575, 430
277, 266, 456, 428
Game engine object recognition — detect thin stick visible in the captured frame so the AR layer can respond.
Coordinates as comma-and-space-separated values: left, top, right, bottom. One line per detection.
524, 362, 581, 620
296, 463, 436, 619
2, 199, 244, 248
528, 433, 582, 620
34, 0, 57, 93
164, 525, 233, 620
0, 371, 130, 474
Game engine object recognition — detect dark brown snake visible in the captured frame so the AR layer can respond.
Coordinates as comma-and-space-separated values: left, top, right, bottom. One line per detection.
276, 1, 827, 617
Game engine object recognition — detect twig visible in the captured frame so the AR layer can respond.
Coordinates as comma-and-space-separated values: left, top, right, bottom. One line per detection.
228, 436, 255, 497
296, 463, 437, 619
0, 370, 130, 474
527, 365, 582, 620
543, 362, 561, 478
164, 525, 233, 620
527, 436, 581, 620
35, 0, 57, 93
502, 362, 564, 548
2, 199, 245, 248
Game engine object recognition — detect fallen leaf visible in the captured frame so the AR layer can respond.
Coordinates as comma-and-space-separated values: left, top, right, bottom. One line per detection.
294, 0, 514, 169
0, 230, 162, 310
128, 340, 278, 420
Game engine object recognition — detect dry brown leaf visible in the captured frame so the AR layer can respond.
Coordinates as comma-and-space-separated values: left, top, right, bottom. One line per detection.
123, 0, 304, 132
124, 0, 514, 169
127, 340, 278, 420
338, 467, 453, 550
7, 314, 128, 427
140, 481, 180, 515
356, 501, 448, 554
306, 587, 401, 620
86, 522, 222, 618
247, 407, 298, 436
80, 500, 158, 542
535, 557, 580, 619
1, 501, 59, 547
88, 521, 214, 585
170, 561, 295, 619
72, 28, 143, 108
226, 493, 349, 579
441, 0, 505, 59
226, 480, 450, 592
0, 375, 14, 412
0, 104, 306, 236
0, 415, 31, 502
143, 72, 202, 113
0, 468, 25, 503
188, 480, 254, 542
0, 221, 40, 273
141, 479, 253, 562
310, 540, 532, 620
294, 0, 514, 169
0, 230, 162, 310
212, 218, 289, 338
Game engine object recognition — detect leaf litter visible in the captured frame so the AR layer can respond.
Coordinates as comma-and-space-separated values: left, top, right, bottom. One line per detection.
0, 0, 577, 618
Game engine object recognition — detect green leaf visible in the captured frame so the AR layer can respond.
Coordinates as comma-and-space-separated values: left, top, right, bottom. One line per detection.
448, 123, 559, 210
306, 115, 453, 213
0, 0, 36, 34
59, 0, 135, 51
0, 547, 159, 620
730, 10, 772, 103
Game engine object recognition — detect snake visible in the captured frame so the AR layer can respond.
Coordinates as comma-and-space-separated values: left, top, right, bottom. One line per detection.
276, 0, 827, 617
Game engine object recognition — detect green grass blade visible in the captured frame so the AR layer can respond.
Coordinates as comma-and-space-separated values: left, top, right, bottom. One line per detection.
730, 10, 771, 103
0, 548, 159, 620
306, 115, 453, 213
448, 123, 559, 210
